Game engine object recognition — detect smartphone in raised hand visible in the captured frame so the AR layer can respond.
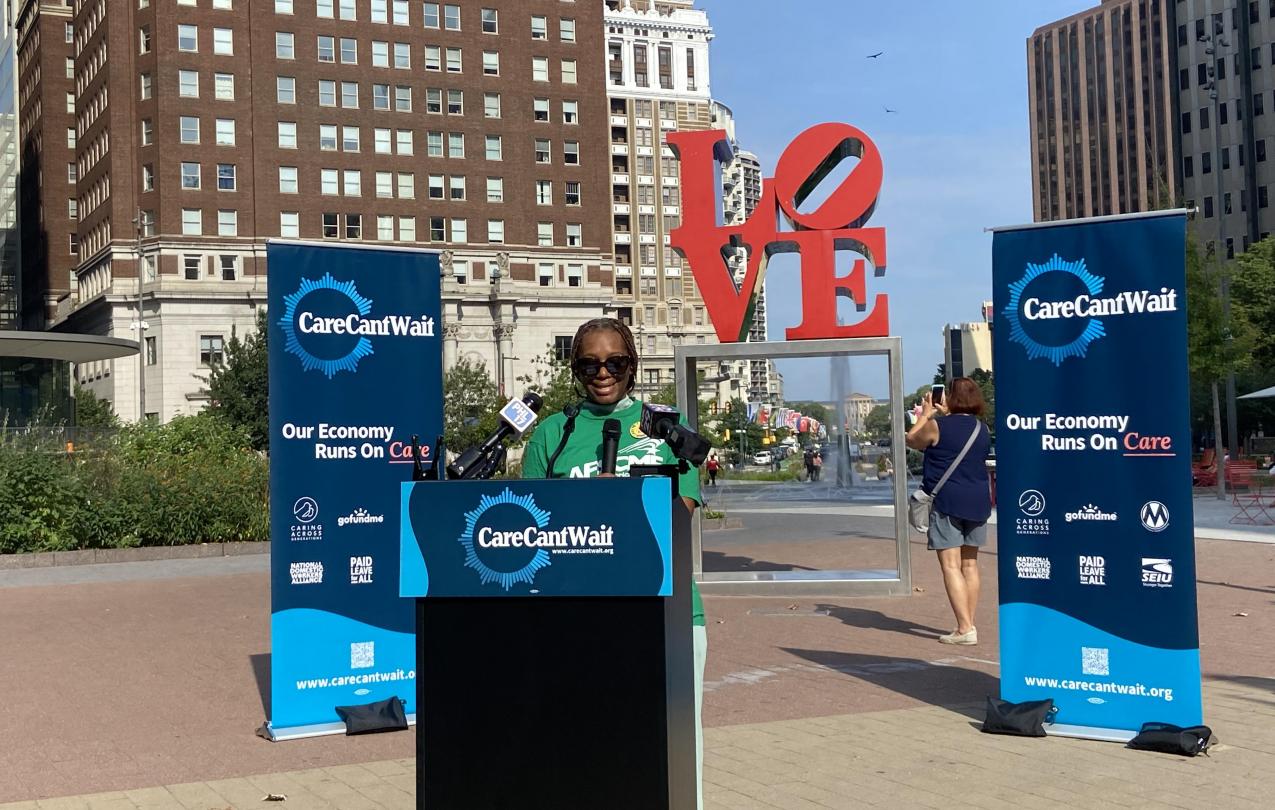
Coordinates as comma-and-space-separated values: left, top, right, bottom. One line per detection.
932, 384, 945, 407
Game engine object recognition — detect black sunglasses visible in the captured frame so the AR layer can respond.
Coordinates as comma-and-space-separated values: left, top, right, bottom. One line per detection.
573, 355, 632, 379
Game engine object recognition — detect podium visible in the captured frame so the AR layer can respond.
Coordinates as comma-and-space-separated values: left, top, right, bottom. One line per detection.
399, 477, 696, 809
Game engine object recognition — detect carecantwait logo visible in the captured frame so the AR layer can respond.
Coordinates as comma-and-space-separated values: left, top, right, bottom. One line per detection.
460, 488, 615, 591
1004, 255, 1178, 366
338, 507, 385, 528
1140, 501, 1170, 532
290, 561, 324, 585
1142, 558, 1173, 588
1064, 504, 1118, 523
1015, 556, 1051, 580
279, 272, 436, 379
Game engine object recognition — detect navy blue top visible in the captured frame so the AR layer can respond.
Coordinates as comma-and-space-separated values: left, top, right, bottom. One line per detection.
921, 415, 992, 522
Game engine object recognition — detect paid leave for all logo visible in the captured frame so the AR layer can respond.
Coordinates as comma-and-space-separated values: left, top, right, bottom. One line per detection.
280, 273, 436, 379
1078, 555, 1106, 586
1004, 255, 1178, 366
460, 488, 615, 591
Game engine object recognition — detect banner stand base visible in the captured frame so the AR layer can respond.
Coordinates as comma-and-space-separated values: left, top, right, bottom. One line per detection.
1045, 723, 1135, 744
260, 713, 417, 743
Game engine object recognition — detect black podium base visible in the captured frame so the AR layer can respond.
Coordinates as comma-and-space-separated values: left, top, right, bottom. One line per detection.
417, 597, 671, 809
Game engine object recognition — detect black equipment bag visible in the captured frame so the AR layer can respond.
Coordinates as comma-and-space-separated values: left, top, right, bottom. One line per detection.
981, 696, 1056, 737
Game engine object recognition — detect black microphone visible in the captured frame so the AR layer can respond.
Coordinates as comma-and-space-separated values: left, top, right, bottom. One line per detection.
600, 418, 621, 475
640, 403, 711, 466
447, 392, 544, 479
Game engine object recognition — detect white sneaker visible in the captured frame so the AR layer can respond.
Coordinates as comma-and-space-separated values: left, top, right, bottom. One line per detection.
939, 627, 977, 645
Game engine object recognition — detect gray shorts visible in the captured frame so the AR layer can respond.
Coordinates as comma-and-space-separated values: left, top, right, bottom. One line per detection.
927, 510, 989, 551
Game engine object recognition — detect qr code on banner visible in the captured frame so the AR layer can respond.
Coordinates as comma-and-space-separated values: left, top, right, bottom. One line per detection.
350, 641, 375, 670
1081, 647, 1109, 676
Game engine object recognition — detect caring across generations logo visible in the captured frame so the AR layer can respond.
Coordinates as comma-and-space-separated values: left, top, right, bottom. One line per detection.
1015, 555, 1051, 580
1079, 555, 1106, 586
1016, 489, 1050, 536
459, 488, 615, 591
290, 496, 322, 541
1140, 501, 1170, 532
1064, 504, 1118, 523
1004, 255, 1178, 366
279, 272, 436, 379
1141, 558, 1174, 588
338, 507, 385, 528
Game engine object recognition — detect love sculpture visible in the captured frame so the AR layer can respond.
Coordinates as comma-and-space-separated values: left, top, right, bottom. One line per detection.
668, 123, 888, 343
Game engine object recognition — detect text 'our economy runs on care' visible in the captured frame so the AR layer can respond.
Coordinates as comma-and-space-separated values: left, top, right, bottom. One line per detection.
1003, 413, 1173, 455
279, 422, 425, 462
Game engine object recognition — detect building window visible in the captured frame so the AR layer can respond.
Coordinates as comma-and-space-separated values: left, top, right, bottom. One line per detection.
565, 181, 580, 206
400, 216, 416, 241
482, 8, 498, 33
215, 73, 235, 100
179, 70, 199, 98
483, 51, 499, 76
200, 335, 226, 366
142, 164, 155, 191
1260, 139, 1268, 162
449, 175, 465, 200
532, 56, 549, 82
562, 59, 577, 84
429, 174, 445, 199
567, 264, 582, 287
1261, 186, 1269, 208
446, 47, 462, 73
321, 169, 339, 195
373, 84, 391, 110
553, 336, 573, 360
276, 32, 295, 59
281, 211, 300, 237
378, 215, 395, 240
277, 0, 293, 11
564, 141, 579, 165
448, 132, 465, 158
319, 79, 337, 106
534, 97, 550, 121
536, 180, 552, 205
531, 15, 547, 39
218, 164, 236, 191
425, 44, 441, 70
540, 263, 556, 286
396, 86, 412, 111
537, 223, 553, 247
1184, 156, 1194, 178
340, 37, 357, 64
395, 42, 411, 68
396, 129, 414, 154
218, 210, 238, 236
563, 100, 578, 124
279, 166, 298, 194
484, 92, 501, 118
535, 139, 551, 163
181, 162, 202, 189
278, 121, 298, 149
139, 211, 156, 237
376, 172, 394, 197
184, 255, 203, 280
213, 28, 233, 56
318, 36, 335, 62
430, 217, 446, 241
393, 1, 409, 25
398, 172, 415, 199
448, 89, 463, 114
341, 81, 359, 108
373, 41, 389, 67
488, 220, 504, 244
346, 214, 362, 239
339, 0, 356, 20
566, 223, 582, 247
323, 213, 339, 238
444, 4, 460, 30
344, 126, 361, 152
452, 260, 468, 283
424, 2, 440, 27
428, 131, 444, 156
560, 18, 575, 43
145, 337, 157, 366
486, 177, 504, 202
219, 255, 238, 281
318, 0, 334, 16
140, 73, 153, 100
320, 124, 338, 150
277, 76, 296, 104
180, 116, 200, 144
178, 24, 198, 52
215, 119, 236, 146
485, 135, 502, 160
450, 218, 467, 243
182, 209, 203, 235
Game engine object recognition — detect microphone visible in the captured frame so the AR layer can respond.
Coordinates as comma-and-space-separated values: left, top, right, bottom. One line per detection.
600, 418, 621, 475
640, 403, 711, 466
447, 392, 544, 479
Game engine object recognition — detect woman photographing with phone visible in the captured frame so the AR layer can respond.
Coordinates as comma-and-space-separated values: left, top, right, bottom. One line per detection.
521, 317, 707, 808
905, 377, 992, 645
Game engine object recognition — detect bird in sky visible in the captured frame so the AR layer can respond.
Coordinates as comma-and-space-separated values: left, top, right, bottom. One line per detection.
883, 106, 898, 114
867, 51, 884, 58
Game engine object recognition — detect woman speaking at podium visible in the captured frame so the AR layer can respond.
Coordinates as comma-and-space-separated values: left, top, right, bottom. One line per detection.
522, 316, 706, 808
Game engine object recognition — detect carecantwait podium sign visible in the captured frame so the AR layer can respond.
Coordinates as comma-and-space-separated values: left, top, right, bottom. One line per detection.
992, 211, 1202, 740
266, 241, 441, 740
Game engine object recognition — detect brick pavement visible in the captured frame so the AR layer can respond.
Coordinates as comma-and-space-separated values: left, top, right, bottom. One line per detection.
1, 675, 1270, 809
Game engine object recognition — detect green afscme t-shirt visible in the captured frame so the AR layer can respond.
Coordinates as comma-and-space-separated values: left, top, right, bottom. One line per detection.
522, 398, 704, 626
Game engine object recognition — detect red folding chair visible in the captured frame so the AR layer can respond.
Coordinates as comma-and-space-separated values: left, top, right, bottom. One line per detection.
1229, 468, 1273, 525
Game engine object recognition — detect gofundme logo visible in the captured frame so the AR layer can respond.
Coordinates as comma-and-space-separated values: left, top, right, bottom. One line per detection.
1064, 504, 1118, 523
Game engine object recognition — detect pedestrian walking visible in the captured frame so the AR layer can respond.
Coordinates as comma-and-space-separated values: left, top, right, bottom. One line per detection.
812, 452, 823, 481
706, 453, 720, 487
905, 378, 992, 646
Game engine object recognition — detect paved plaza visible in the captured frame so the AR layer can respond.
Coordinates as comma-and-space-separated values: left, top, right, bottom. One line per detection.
1, 478, 1271, 809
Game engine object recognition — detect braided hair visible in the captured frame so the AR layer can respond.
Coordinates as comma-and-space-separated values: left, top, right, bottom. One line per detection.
570, 317, 638, 395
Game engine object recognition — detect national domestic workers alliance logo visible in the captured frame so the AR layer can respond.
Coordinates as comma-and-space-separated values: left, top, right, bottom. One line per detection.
280, 272, 436, 378
1004, 254, 1178, 366
459, 488, 615, 591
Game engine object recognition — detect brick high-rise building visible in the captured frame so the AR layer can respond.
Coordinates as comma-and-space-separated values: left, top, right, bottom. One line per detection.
1028, 0, 1180, 222
23, 0, 616, 421
0, 0, 18, 330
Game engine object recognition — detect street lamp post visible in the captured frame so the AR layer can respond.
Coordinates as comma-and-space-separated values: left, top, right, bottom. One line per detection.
1203, 19, 1234, 499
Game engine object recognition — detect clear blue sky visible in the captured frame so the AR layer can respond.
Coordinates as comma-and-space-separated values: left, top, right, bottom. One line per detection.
697, 0, 1094, 400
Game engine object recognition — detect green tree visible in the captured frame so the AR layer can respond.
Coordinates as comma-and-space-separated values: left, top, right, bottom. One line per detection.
714, 399, 765, 463
933, 363, 947, 385
864, 404, 892, 439
515, 348, 577, 445
205, 309, 269, 451
969, 369, 996, 436
1231, 238, 1275, 372
74, 386, 119, 430
442, 359, 505, 454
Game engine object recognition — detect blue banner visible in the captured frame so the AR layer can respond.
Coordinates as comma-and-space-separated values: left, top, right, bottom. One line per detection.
400, 478, 673, 598
267, 242, 441, 737
992, 212, 1201, 735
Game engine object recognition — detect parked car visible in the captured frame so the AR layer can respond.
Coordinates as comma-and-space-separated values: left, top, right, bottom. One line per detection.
752, 450, 772, 465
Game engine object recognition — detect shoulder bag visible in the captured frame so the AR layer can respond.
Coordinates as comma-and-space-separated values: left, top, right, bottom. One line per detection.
908, 419, 983, 533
